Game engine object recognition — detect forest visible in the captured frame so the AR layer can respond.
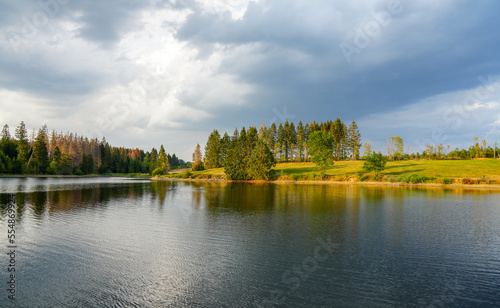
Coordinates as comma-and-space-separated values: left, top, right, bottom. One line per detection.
195, 118, 499, 181
0, 121, 187, 175
196, 119, 362, 180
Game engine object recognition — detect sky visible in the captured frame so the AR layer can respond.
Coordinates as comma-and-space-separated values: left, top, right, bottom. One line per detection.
1, 0, 500, 160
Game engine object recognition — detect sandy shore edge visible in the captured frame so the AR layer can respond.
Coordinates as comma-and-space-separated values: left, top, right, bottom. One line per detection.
151, 177, 500, 190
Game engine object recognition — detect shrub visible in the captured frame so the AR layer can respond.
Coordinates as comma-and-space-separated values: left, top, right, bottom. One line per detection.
442, 178, 452, 185
74, 169, 84, 176
152, 167, 166, 177
397, 174, 435, 184
180, 170, 192, 179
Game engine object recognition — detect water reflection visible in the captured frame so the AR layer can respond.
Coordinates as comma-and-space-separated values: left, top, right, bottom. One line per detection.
0, 178, 499, 307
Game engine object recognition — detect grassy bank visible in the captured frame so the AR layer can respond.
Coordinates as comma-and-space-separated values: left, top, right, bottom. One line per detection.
157, 159, 500, 185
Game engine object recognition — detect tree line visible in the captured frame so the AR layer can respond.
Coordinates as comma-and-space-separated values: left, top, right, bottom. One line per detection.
0, 122, 186, 175
367, 136, 500, 161
195, 119, 362, 179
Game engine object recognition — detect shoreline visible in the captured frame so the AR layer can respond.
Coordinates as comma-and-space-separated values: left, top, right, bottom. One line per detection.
0, 174, 150, 179
151, 176, 500, 190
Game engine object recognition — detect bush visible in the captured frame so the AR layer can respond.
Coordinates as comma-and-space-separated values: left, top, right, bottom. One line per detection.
180, 170, 192, 179
397, 174, 435, 184
191, 162, 205, 172
152, 167, 166, 177
74, 169, 84, 176
359, 175, 369, 182
442, 178, 452, 184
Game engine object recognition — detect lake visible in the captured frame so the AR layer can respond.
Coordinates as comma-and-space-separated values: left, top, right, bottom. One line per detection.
1, 177, 500, 307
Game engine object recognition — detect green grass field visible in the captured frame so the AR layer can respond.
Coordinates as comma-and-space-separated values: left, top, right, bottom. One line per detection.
162, 159, 500, 184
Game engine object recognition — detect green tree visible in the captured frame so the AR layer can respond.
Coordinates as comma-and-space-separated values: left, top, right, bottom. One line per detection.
306, 131, 334, 177
33, 127, 49, 174
247, 139, 276, 180
220, 132, 231, 167
0, 150, 12, 173
390, 136, 404, 160
0, 124, 17, 159
224, 139, 247, 180
154, 145, 170, 175
277, 123, 285, 161
347, 121, 361, 160
264, 123, 277, 157
296, 121, 306, 162
332, 118, 345, 161
15, 121, 29, 166
363, 152, 387, 176
149, 148, 158, 174
204, 130, 222, 169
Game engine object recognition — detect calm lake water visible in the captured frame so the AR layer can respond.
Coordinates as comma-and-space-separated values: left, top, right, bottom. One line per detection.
1, 177, 500, 307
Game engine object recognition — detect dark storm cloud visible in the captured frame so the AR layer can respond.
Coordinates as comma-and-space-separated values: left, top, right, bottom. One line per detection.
176, 0, 500, 125
69, 0, 150, 46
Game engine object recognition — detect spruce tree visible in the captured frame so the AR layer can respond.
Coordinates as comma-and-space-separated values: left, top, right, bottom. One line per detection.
347, 121, 362, 160
204, 130, 221, 169
33, 128, 49, 174
247, 140, 276, 180
15, 121, 29, 165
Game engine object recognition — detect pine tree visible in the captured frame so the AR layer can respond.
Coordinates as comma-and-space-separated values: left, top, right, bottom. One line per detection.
15, 121, 29, 165
264, 123, 277, 157
258, 123, 267, 140
332, 118, 345, 161
288, 121, 297, 161
296, 121, 306, 162
0, 124, 17, 160
204, 130, 221, 169
220, 132, 231, 167
1, 124, 10, 140
277, 123, 285, 161
157, 145, 170, 173
247, 139, 276, 180
33, 127, 49, 174
347, 121, 362, 160
224, 138, 247, 180
149, 147, 158, 174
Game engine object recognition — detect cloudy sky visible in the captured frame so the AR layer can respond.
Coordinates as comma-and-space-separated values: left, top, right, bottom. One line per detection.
1, 0, 500, 159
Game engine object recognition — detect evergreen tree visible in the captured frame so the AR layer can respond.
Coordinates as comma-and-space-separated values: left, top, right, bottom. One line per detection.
1, 124, 10, 140
247, 140, 276, 180
204, 130, 221, 169
224, 138, 247, 180
246, 127, 258, 153
287, 121, 297, 161
277, 123, 285, 161
0, 150, 12, 173
159, 145, 170, 171
347, 121, 362, 160
332, 118, 345, 161
296, 121, 306, 162
258, 123, 267, 140
0, 124, 17, 159
15, 121, 29, 166
232, 128, 239, 141
33, 127, 49, 174
264, 123, 277, 157
220, 132, 231, 167
149, 147, 158, 174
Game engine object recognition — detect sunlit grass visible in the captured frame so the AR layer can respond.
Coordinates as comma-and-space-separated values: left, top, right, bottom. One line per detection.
182, 159, 500, 183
